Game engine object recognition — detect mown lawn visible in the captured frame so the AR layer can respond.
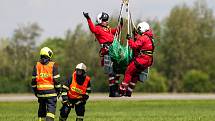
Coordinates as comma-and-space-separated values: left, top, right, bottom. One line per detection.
0, 100, 215, 121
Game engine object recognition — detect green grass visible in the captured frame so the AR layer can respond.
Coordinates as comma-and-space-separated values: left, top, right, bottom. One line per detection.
0, 100, 215, 121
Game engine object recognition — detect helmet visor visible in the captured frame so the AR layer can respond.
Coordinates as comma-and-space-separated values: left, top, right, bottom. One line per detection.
101, 12, 109, 22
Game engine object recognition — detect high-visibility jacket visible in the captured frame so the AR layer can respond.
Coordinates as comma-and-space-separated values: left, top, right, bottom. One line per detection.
68, 72, 91, 99
36, 61, 55, 90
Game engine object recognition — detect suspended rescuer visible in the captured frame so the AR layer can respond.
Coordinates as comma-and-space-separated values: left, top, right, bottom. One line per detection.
83, 11, 123, 97
59, 63, 91, 121
119, 22, 155, 97
31, 47, 61, 121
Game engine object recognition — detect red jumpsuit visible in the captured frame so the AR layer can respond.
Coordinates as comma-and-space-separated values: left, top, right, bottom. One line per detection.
86, 18, 119, 44
120, 29, 154, 96
86, 18, 122, 97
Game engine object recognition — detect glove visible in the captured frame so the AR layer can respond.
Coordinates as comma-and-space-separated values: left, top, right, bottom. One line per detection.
128, 40, 133, 46
126, 34, 132, 40
132, 28, 137, 35
66, 100, 75, 108
120, 18, 123, 26
33, 89, 38, 97
83, 12, 90, 19
62, 99, 68, 105
34, 92, 38, 97
62, 95, 68, 103
81, 94, 89, 101
56, 88, 62, 98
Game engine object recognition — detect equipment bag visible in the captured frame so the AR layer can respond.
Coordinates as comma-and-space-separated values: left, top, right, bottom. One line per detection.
139, 67, 149, 83
103, 55, 114, 74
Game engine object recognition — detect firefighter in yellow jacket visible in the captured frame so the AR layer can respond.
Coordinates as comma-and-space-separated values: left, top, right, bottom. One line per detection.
59, 63, 91, 121
31, 47, 61, 121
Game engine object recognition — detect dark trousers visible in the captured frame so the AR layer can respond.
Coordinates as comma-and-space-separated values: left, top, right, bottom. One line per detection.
60, 99, 86, 120
38, 97, 57, 120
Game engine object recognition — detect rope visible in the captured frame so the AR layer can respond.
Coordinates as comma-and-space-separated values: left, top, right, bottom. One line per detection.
126, 2, 130, 34
115, 0, 125, 40
108, 0, 133, 74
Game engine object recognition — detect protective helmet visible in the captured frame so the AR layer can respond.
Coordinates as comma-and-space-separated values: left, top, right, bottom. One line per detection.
40, 47, 53, 59
76, 63, 87, 72
137, 21, 150, 34
96, 12, 109, 24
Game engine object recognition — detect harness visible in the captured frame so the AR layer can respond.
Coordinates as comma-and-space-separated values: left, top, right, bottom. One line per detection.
139, 50, 153, 56
99, 42, 112, 56
139, 34, 155, 56
100, 42, 112, 48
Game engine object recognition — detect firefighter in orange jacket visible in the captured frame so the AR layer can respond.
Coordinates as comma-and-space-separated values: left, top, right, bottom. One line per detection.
59, 63, 91, 121
31, 47, 61, 121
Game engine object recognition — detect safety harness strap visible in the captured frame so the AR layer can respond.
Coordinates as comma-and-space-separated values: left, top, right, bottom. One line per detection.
140, 50, 154, 56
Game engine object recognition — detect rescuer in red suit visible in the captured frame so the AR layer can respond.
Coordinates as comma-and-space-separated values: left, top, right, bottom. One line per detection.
120, 21, 155, 97
83, 12, 123, 97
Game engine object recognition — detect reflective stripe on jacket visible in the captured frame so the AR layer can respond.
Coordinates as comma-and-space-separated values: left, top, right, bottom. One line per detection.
68, 72, 90, 99
36, 62, 55, 90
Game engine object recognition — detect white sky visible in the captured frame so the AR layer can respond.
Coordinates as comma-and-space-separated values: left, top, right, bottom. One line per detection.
0, 0, 214, 41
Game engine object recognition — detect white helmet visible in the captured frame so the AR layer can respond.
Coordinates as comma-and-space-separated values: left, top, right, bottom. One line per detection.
137, 21, 150, 33
96, 12, 109, 24
76, 63, 87, 72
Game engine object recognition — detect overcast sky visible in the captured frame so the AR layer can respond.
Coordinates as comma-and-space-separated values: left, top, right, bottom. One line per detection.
0, 0, 214, 41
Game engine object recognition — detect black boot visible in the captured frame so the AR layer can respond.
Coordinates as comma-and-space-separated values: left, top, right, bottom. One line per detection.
119, 83, 128, 96
124, 90, 132, 97
113, 83, 121, 97
109, 85, 115, 97
109, 85, 121, 97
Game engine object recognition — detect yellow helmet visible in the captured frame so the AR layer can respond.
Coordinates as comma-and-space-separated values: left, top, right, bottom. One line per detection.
40, 47, 53, 58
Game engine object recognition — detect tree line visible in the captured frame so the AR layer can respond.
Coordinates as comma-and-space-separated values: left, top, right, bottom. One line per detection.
0, 0, 215, 93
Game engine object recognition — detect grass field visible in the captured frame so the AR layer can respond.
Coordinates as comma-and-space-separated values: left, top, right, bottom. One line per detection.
0, 100, 215, 121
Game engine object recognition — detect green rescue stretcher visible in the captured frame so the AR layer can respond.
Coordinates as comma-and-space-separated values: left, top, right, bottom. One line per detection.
109, 37, 133, 74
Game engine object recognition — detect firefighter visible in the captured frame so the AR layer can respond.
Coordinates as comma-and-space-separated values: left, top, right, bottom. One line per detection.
59, 63, 91, 121
83, 12, 123, 97
31, 47, 61, 121
119, 22, 155, 97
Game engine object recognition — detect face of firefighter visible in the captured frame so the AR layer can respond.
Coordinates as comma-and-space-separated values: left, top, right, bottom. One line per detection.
40, 55, 50, 64
76, 69, 85, 76
101, 21, 108, 26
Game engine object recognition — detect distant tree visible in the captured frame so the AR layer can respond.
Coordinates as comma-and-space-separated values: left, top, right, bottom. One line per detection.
0, 23, 42, 93
135, 68, 168, 92
0, 38, 12, 77
182, 70, 213, 92
160, 0, 215, 92
11, 22, 42, 81
192, 0, 215, 78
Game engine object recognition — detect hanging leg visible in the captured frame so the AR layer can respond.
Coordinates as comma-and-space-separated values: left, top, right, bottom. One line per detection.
125, 75, 138, 97
108, 75, 117, 97
113, 74, 121, 97
120, 61, 137, 96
